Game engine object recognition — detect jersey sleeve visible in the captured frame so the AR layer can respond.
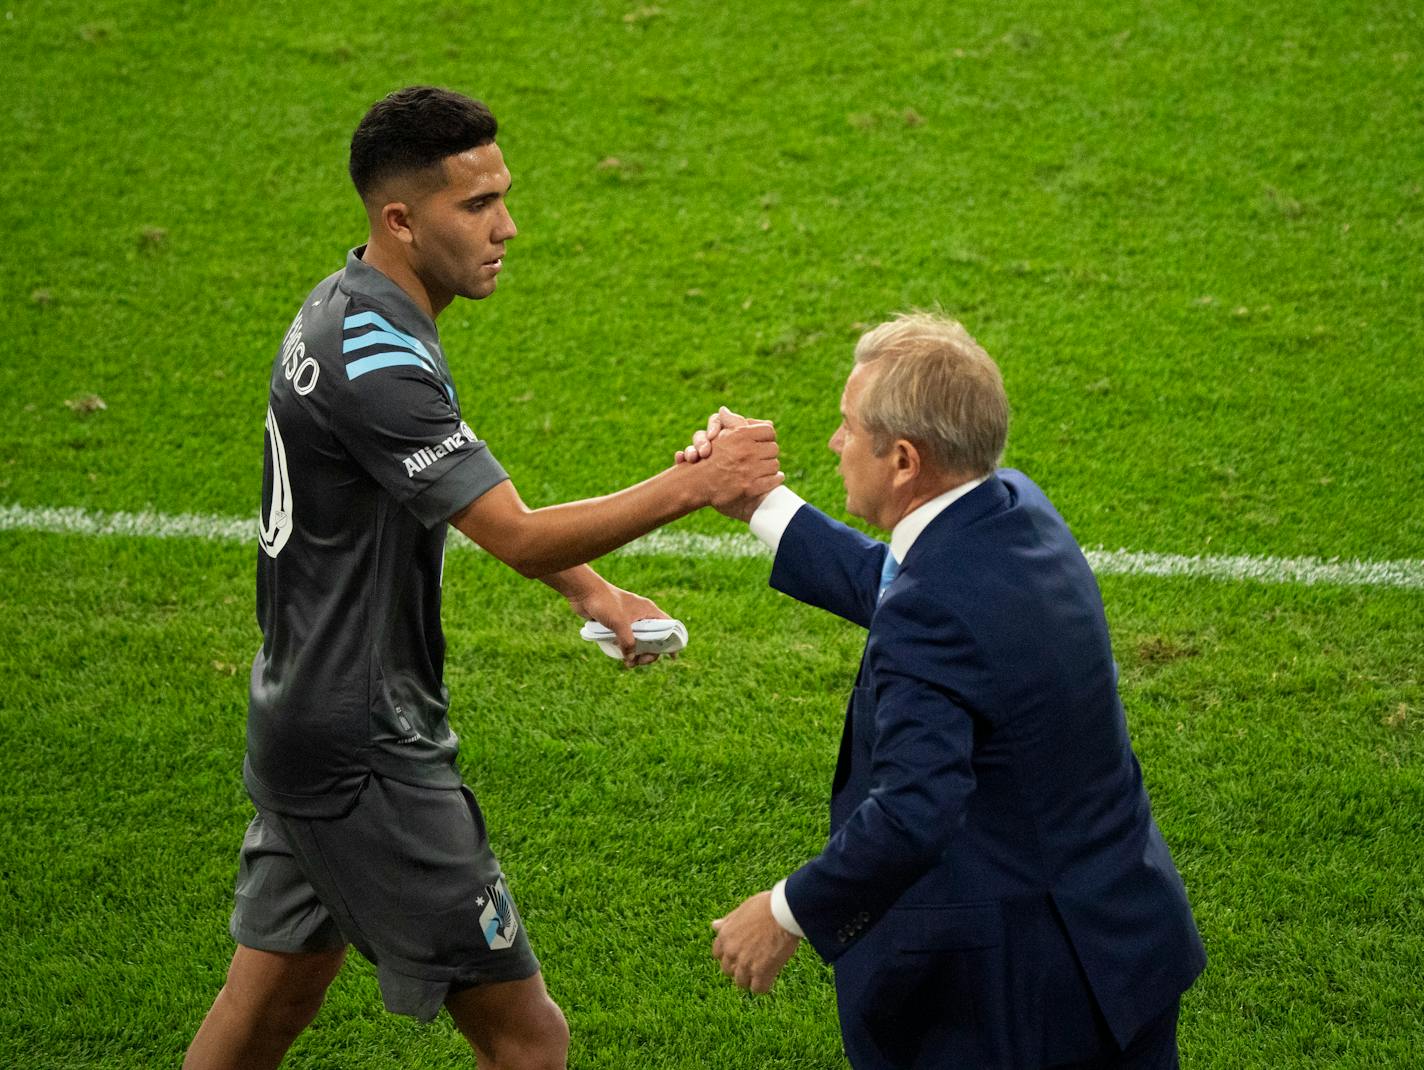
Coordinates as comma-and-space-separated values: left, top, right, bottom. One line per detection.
332, 351, 508, 529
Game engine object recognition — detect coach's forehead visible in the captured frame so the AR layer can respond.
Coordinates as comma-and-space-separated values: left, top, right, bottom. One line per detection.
842, 362, 875, 418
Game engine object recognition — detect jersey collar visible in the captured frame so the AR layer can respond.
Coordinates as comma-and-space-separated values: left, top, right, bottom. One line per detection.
343, 245, 440, 341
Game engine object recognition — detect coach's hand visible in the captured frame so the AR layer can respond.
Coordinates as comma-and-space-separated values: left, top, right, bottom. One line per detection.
684, 419, 783, 521
564, 575, 669, 668
675, 405, 748, 465
711, 891, 801, 994
676, 407, 783, 522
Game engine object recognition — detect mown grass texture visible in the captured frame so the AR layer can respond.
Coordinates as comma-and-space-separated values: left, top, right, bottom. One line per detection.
1, 0, 1421, 1066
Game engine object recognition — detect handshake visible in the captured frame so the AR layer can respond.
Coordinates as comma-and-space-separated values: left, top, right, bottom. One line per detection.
673, 406, 783, 523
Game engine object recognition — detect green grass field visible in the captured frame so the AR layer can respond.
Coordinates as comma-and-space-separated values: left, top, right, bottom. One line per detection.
3, 0, 1421, 1066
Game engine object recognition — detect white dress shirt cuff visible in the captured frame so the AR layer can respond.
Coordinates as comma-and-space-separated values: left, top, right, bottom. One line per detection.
748, 486, 807, 555
770, 878, 806, 938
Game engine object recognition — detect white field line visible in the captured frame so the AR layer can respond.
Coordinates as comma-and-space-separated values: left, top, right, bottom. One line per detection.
3, 502, 1422, 590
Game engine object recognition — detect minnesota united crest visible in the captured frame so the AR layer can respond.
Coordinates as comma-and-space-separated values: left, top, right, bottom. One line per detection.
478, 876, 519, 951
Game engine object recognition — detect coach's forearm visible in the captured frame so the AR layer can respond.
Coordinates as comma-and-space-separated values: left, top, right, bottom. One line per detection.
452, 465, 706, 578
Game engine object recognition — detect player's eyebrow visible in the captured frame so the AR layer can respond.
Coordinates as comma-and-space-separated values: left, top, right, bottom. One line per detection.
461, 179, 512, 209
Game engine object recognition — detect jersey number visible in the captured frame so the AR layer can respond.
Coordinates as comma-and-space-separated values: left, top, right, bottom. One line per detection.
259, 405, 293, 558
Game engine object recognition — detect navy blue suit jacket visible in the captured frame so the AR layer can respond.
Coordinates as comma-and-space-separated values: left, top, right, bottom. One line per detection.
774, 471, 1205, 1068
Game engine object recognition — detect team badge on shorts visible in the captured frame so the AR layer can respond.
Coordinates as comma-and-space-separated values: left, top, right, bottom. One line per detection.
478, 876, 519, 951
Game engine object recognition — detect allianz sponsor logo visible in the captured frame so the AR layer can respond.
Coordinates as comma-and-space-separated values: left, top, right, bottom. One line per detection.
403, 421, 478, 477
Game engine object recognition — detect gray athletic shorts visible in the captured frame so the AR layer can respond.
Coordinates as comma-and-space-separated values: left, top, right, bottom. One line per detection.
229, 773, 540, 1022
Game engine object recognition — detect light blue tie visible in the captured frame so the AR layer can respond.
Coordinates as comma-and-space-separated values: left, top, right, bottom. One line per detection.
878, 550, 899, 601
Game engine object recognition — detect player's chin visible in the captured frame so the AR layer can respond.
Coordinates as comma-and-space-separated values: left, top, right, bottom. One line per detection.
464, 278, 500, 301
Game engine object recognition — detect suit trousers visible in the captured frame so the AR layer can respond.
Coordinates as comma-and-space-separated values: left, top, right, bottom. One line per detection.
841, 992, 1178, 1070
835, 895, 1181, 1069
1056, 998, 1180, 1070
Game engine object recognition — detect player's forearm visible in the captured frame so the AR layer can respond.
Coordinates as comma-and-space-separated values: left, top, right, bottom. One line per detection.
461, 465, 706, 578
514, 466, 704, 574
452, 422, 781, 575
538, 563, 602, 601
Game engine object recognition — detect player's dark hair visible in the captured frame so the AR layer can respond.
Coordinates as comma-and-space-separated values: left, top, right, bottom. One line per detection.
349, 86, 498, 199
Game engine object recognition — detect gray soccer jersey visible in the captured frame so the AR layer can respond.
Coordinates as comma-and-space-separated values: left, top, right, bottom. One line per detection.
246, 247, 508, 818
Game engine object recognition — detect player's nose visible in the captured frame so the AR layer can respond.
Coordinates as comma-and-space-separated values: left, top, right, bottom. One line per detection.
497, 204, 518, 241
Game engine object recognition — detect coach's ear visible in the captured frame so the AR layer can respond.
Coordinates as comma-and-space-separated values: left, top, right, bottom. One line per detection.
890, 437, 921, 489
378, 201, 416, 245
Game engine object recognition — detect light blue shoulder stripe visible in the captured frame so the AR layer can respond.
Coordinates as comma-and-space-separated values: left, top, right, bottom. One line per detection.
345, 352, 431, 380
343, 310, 434, 361
341, 330, 435, 371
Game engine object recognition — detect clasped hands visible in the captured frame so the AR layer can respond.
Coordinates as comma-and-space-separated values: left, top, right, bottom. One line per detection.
675, 405, 780, 522
560, 406, 779, 668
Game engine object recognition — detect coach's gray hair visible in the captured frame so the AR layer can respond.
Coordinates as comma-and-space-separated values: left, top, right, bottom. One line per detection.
853, 312, 1009, 477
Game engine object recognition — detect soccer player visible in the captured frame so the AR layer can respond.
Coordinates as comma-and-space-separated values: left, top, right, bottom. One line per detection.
184, 87, 782, 1070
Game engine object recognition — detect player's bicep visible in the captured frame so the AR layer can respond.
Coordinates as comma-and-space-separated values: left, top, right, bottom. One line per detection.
335, 365, 507, 529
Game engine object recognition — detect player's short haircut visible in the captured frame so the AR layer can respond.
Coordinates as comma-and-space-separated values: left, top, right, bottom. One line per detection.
349, 86, 498, 200
853, 312, 1009, 478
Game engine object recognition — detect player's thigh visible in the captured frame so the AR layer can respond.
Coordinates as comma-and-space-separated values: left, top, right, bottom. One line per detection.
223, 944, 348, 1020
230, 809, 346, 955
445, 971, 568, 1062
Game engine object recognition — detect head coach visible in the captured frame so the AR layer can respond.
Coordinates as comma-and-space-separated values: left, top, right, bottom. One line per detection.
686, 313, 1205, 1068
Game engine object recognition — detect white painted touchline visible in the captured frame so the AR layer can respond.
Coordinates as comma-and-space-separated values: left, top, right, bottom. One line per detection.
1078, 549, 1424, 590
2, 502, 1422, 590
0, 504, 255, 543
